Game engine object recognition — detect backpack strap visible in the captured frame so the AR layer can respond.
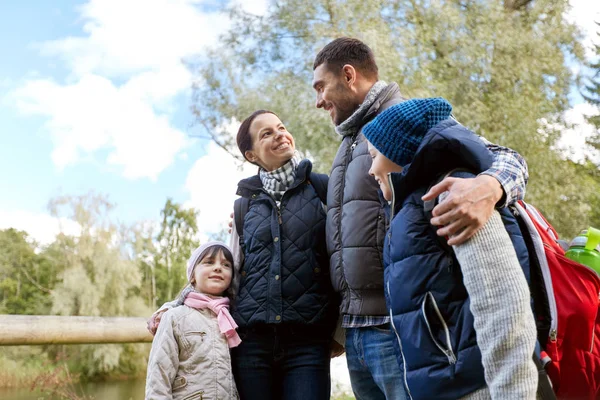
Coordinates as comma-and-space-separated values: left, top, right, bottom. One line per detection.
235, 173, 326, 242
533, 353, 557, 399
234, 197, 250, 246
308, 172, 328, 205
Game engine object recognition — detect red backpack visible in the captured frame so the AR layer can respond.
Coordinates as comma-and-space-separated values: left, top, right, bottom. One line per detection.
514, 201, 600, 399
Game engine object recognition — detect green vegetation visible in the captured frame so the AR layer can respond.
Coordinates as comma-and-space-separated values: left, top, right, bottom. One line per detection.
1, 1, 599, 399
0, 194, 196, 386
192, 0, 600, 238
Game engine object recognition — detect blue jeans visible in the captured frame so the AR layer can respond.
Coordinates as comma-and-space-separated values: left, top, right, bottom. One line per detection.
345, 324, 408, 400
231, 324, 331, 400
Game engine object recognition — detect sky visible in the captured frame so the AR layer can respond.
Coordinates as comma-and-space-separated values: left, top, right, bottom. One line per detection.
0, 0, 599, 245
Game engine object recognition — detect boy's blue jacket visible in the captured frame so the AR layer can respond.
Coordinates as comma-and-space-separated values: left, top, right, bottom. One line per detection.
384, 119, 530, 399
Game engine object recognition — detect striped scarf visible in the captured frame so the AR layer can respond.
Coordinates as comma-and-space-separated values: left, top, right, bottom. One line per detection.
259, 154, 301, 202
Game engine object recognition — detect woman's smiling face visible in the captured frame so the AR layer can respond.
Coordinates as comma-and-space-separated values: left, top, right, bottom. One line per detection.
244, 113, 296, 171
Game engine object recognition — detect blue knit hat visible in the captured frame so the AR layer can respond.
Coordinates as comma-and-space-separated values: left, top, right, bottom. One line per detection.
363, 97, 453, 166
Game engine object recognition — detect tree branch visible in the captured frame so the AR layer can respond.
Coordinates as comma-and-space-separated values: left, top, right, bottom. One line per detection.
504, 0, 533, 11
191, 120, 246, 163
19, 266, 53, 294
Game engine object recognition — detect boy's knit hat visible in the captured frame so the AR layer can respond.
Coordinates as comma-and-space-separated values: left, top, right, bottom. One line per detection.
363, 97, 453, 167
187, 241, 234, 282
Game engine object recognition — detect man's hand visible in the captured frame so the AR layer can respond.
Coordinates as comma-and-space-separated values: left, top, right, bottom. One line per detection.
228, 212, 233, 234
146, 309, 168, 336
422, 175, 503, 246
330, 340, 345, 358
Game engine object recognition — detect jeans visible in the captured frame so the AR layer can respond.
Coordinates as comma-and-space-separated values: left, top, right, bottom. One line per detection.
345, 324, 408, 400
231, 323, 331, 400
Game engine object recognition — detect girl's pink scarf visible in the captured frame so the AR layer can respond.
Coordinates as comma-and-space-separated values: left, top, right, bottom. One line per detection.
184, 291, 241, 348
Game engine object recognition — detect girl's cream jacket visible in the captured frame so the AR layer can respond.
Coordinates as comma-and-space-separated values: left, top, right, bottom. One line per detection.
145, 305, 238, 400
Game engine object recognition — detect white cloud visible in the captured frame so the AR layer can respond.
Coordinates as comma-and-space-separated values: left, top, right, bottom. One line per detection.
39, 0, 230, 79
236, 0, 269, 16
550, 103, 600, 163
12, 74, 190, 179
568, 0, 600, 58
0, 210, 80, 246
184, 119, 256, 240
9, 0, 240, 181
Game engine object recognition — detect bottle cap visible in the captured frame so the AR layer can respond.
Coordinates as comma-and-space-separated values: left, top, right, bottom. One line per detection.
569, 229, 600, 252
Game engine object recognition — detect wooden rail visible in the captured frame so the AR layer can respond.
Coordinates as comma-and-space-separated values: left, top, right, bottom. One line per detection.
0, 315, 153, 345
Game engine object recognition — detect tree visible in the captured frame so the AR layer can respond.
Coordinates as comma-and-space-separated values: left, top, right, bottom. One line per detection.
0, 229, 56, 314
190, 0, 599, 238
155, 199, 200, 306
47, 192, 149, 379
581, 21, 600, 150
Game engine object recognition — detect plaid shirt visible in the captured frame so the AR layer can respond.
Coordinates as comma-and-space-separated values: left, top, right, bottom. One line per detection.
342, 314, 390, 329
343, 137, 527, 329
479, 136, 529, 207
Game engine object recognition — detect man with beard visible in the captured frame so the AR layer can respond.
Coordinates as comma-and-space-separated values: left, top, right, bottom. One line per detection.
312, 37, 529, 399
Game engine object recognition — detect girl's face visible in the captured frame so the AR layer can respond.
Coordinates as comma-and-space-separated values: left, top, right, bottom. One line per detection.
367, 141, 403, 201
244, 113, 296, 171
191, 248, 233, 297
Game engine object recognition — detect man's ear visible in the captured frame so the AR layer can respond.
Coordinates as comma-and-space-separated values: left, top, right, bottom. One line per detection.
342, 64, 357, 86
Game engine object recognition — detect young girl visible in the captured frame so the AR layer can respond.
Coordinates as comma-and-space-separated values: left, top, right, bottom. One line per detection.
362, 98, 538, 399
145, 241, 240, 400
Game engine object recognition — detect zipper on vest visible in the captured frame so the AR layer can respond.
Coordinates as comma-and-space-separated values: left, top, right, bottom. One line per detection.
388, 281, 414, 400
422, 292, 457, 365
335, 136, 357, 294
277, 208, 282, 225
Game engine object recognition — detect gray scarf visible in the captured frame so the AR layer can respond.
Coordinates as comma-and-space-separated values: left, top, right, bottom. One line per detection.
259, 153, 302, 202
335, 81, 388, 137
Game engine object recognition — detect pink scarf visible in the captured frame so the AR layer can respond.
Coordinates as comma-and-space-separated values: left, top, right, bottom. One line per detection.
184, 291, 241, 348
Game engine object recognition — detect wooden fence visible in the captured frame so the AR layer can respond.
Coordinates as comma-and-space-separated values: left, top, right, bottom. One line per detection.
0, 315, 153, 345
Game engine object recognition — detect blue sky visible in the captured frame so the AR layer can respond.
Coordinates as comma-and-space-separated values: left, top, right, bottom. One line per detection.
0, 0, 263, 243
0, 0, 598, 244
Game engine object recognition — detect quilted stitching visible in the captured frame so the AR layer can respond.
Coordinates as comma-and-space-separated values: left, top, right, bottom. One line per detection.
233, 167, 334, 327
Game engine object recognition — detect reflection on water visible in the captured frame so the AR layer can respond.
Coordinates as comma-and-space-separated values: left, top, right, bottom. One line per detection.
0, 379, 145, 400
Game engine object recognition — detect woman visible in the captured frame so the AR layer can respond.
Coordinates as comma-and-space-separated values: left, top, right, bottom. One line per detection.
148, 110, 340, 400
230, 110, 339, 400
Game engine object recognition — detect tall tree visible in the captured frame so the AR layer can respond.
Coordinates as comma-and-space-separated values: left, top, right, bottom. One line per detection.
191, 0, 598, 238
0, 229, 56, 314
155, 199, 200, 305
47, 193, 148, 379
581, 21, 600, 149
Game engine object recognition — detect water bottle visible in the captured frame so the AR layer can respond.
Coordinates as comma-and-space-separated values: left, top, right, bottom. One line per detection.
565, 227, 600, 274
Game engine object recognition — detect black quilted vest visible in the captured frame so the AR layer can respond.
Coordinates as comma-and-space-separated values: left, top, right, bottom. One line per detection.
233, 160, 337, 331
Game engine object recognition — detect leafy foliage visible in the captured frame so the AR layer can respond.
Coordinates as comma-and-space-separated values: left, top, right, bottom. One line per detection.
190, 0, 599, 238
581, 21, 600, 149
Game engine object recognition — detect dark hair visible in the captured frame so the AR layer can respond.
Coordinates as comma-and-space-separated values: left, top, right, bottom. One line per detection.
313, 37, 378, 80
197, 245, 234, 270
236, 110, 278, 163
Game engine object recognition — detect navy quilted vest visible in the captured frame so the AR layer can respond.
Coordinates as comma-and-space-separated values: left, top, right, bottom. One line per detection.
384, 120, 531, 399
233, 160, 336, 331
